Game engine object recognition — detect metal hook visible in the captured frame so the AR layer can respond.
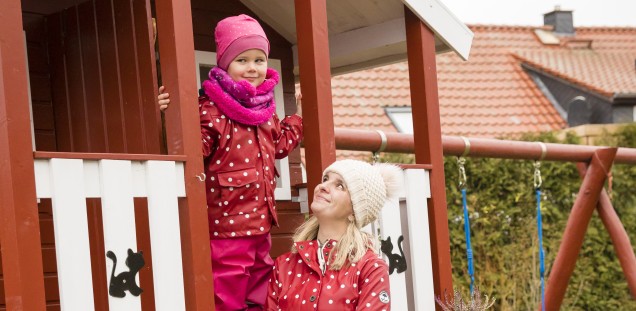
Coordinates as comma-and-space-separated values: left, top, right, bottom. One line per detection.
196, 173, 206, 182
456, 137, 470, 189
533, 161, 542, 189
458, 157, 467, 189
534, 142, 547, 189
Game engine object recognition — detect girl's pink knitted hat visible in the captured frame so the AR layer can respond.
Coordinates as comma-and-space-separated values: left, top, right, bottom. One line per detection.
215, 14, 270, 70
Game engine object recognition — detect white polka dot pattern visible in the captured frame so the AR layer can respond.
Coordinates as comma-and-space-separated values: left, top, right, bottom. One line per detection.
199, 96, 303, 239
267, 240, 390, 310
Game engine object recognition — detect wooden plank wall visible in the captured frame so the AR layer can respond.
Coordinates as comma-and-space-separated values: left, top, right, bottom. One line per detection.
24, 12, 56, 151
47, 0, 162, 154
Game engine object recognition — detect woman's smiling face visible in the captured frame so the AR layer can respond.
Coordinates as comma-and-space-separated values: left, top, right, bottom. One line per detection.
311, 172, 353, 221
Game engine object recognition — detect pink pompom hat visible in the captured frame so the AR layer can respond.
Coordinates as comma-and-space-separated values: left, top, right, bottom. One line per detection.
214, 14, 270, 70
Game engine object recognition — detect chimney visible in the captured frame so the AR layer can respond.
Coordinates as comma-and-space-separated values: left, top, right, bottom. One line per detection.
544, 6, 575, 36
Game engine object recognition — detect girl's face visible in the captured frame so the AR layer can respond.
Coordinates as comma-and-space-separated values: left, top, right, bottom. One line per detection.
227, 49, 267, 87
311, 172, 354, 221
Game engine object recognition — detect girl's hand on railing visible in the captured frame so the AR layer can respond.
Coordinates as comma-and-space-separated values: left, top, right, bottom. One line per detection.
295, 92, 302, 117
158, 86, 170, 111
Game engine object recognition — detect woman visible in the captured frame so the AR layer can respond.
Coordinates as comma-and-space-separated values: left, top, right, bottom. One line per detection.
266, 159, 401, 310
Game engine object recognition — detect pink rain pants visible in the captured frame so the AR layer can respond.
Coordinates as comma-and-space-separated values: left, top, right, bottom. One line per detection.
210, 234, 274, 311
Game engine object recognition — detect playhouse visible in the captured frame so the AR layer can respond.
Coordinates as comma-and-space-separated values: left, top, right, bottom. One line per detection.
2, 0, 635, 310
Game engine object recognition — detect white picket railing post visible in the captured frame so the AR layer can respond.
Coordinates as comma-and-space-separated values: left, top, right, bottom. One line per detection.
48, 158, 96, 311
376, 167, 435, 310
145, 160, 187, 310
99, 159, 142, 311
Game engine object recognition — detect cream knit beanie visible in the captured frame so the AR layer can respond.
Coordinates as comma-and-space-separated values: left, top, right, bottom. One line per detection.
322, 159, 403, 228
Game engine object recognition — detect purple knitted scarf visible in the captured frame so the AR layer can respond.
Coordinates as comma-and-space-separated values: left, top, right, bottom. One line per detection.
202, 66, 278, 126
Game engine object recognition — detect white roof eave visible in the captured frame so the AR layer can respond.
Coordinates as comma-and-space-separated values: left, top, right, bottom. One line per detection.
402, 0, 473, 61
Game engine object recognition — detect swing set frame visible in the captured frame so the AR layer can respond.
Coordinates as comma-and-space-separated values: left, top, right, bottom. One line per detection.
335, 127, 636, 310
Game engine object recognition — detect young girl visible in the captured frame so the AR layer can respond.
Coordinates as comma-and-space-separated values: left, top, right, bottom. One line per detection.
158, 14, 303, 311
266, 159, 400, 310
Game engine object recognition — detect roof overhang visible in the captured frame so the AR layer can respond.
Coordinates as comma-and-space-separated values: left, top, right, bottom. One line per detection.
240, 0, 473, 76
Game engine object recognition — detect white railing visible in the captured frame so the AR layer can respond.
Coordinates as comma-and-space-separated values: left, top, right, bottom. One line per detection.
34, 158, 187, 311
372, 168, 436, 310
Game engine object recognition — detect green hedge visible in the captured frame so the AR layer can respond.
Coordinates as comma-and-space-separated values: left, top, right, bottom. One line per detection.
380, 125, 636, 310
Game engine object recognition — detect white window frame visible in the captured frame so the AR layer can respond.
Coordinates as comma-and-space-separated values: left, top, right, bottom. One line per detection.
385, 107, 414, 134
194, 51, 292, 200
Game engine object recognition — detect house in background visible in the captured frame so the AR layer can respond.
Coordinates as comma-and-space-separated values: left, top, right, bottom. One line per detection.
330, 8, 636, 159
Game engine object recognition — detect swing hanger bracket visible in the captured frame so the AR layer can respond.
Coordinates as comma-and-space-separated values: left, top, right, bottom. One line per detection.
457, 137, 470, 189
534, 142, 547, 189
372, 130, 388, 164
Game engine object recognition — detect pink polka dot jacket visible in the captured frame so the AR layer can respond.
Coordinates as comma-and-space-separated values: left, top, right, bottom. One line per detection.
199, 95, 303, 239
267, 240, 391, 310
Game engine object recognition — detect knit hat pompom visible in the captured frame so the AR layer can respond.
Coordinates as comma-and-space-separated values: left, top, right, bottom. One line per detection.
322, 160, 403, 228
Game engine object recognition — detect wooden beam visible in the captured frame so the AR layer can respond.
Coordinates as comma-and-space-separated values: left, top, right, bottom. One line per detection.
155, 0, 214, 309
404, 6, 454, 305
576, 163, 636, 298
0, 0, 47, 309
294, 0, 336, 205
544, 148, 617, 309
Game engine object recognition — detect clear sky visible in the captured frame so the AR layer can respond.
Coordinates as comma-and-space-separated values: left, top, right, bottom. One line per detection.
442, 0, 636, 27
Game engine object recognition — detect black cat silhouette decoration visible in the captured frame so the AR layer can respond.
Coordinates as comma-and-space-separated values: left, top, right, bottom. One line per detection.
106, 249, 145, 298
380, 236, 407, 275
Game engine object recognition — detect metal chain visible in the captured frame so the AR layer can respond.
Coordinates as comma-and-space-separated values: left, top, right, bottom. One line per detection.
458, 157, 467, 189
533, 161, 542, 189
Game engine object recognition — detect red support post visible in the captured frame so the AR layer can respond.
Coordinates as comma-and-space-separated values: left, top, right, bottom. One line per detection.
577, 164, 636, 298
155, 0, 214, 309
294, 0, 337, 203
544, 148, 617, 310
0, 0, 47, 309
404, 7, 454, 302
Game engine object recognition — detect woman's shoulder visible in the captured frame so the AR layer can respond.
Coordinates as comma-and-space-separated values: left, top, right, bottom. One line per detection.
357, 250, 388, 271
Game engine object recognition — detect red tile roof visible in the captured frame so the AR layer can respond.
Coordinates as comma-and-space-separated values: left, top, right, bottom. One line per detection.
514, 50, 636, 97
329, 25, 636, 160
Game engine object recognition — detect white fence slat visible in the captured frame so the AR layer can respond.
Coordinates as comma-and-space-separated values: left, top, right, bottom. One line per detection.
378, 198, 408, 310
48, 158, 95, 311
83, 160, 100, 198
99, 160, 142, 311
174, 162, 186, 197
145, 161, 186, 310
401, 169, 435, 310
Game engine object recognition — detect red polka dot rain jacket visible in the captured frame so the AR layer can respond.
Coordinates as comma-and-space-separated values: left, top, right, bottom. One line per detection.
199, 95, 303, 239
267, 240, 391, 310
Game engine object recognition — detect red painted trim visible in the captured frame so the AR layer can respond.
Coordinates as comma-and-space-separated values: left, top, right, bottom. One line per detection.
87, 200, 109, 310
0, 0, 47, 308
294, 0, 337, 208
404, 7, 454, 304
34, 151, 187, 162
155, 0, 215, 309
544, 148, 617, 309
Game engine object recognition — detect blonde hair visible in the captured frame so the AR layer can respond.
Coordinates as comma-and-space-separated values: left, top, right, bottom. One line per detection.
291, 216, 375, 270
